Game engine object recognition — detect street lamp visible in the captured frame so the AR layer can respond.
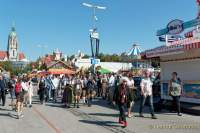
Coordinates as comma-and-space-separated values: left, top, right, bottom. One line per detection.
82, 2, 106, 73
82, 2, 106, 29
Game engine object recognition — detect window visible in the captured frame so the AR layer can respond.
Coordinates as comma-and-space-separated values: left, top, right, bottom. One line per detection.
13, 50, 15, 57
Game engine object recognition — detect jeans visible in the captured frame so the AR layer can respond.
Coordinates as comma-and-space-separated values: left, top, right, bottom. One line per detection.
139, 95, 155, 116
172, 96, 181, 114
118, 103, 126, 122
0, 90, 6, 106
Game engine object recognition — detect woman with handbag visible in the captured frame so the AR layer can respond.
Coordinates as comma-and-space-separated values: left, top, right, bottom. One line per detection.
169, 72, 182, 116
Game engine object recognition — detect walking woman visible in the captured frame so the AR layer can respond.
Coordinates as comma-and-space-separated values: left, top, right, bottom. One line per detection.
38, 77, 46, 104
15, 79, 24, 119
8, 76, 16, 110
65, 76, 73, 108
82, 75, 87, 104
73, 75, 82, 108
127, 74, 135, 118
169, 72, 182, 116
101, 74, 108, 100
28, 78, 33, 108
113, 77, 130, 128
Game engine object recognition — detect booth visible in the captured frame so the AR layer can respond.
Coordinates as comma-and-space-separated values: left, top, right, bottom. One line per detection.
145, 2, 200, 104
146, 40, 200, 104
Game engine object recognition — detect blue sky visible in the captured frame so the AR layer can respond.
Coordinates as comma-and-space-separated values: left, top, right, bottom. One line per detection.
0, 0, 197, 61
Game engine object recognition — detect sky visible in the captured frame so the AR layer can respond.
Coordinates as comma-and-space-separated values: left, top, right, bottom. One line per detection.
0, 0, 197, 61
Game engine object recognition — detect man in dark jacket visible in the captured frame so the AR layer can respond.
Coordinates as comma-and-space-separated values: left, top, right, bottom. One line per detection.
0, 75, 6, 106
113, 77, 131, 128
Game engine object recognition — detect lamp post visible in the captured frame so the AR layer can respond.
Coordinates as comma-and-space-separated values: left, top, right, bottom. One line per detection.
82, 2, 106, 73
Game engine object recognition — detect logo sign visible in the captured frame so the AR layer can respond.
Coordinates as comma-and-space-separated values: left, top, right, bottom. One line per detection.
167, 19, 184, 35
91, 58, 100, 65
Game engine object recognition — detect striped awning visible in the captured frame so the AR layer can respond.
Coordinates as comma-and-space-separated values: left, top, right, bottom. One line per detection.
145, 40, 200, 58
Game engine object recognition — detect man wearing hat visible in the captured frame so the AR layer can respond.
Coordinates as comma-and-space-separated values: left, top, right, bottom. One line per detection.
139, 69, 157, 119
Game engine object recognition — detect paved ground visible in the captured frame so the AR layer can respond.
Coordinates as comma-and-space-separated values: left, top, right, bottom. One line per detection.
0, 96, 200, 133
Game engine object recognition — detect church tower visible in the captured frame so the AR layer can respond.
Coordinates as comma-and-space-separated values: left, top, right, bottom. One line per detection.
7, 24, 18, 61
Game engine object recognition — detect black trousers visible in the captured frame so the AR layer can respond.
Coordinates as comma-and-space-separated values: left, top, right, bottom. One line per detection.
39, 91, 45, 103
52, 89, 57, 102
172, 96, 181, 114
118, 103, 126, 122
0, 90, 6, 106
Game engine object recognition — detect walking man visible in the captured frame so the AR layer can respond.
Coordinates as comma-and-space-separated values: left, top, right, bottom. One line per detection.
0, 75, 6, 106
139, 69, 157, 119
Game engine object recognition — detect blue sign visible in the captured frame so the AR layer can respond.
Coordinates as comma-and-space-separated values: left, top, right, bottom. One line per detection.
157, 18, 200, 36
91, 58, 100, 65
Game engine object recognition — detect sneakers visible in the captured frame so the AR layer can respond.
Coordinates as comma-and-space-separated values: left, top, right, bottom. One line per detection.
178, 113, 182, 116
139, 114, 144, 117
122, 121, 128, 128
151, 115, 157, 119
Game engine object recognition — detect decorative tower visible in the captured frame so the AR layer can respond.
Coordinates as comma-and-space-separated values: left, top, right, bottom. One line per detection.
7, 24, 18, 61
54, 48, 62, 60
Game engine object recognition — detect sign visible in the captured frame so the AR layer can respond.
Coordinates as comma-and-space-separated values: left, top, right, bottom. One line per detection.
157, 18, 200, 36
168, 37, 200, 46
90, 31, 99, 39
167, 19, 183, 35
91, 58, 100, 65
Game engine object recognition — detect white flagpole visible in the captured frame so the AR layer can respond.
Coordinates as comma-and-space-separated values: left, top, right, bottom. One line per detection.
165, 34, 168, 46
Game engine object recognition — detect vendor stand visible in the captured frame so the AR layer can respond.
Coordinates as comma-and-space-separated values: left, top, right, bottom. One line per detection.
145, 1, 200, 104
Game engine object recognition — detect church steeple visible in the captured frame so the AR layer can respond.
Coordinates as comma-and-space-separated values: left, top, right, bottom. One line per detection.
7, 23, 18, 61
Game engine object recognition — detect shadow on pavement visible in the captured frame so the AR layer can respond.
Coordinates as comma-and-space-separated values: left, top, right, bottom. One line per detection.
0, 107, 13, 111
0, 112, 18, 119
79, 119, 121, 127
88, 112, 118, 117
45, 103, 65, 108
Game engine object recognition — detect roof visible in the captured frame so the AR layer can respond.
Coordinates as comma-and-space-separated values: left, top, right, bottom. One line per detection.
18, 53, 25, 60
47, 60, 72, 69
127, 44, 141, 56
0, 51, 8, 60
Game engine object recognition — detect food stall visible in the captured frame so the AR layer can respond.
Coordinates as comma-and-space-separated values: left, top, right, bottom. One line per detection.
145, 4, 200, 104
146, 39, 200, 104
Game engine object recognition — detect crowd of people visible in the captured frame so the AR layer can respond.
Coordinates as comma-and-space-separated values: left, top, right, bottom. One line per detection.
0, 69, 183, 128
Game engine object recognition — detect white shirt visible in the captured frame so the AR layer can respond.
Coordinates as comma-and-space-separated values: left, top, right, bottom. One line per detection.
52, 78, 60, 89
21, 81, 29, 91
109, 76, 115, 87
127, 78, 134, 88
140, 78, 153, 96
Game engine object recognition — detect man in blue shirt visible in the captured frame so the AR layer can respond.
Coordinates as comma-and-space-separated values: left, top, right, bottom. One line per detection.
0, 75, 6, 106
